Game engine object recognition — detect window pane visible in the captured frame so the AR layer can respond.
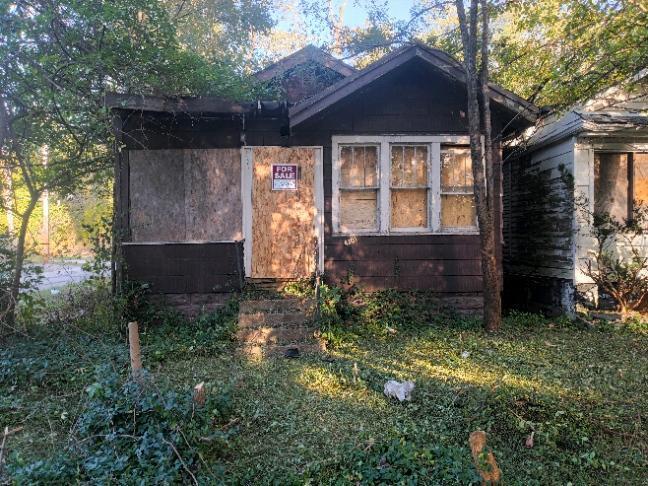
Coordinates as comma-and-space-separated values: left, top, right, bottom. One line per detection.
634, 153, 648, 206
391, 145, 428, 187
594, 153, 628, 221
340, 145, 378, 188
441, 147, 473, 193
340, 190, 378, 231
391, 189, 427, 228
441, 194, 476, 229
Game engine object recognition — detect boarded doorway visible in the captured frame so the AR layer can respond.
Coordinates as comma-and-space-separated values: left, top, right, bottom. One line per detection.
242, 147, 323, 278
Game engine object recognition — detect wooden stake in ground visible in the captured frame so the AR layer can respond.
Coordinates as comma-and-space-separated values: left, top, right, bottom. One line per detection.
128, 321, 143, 381
469, 430, 501, 484
193, 382, 206, 407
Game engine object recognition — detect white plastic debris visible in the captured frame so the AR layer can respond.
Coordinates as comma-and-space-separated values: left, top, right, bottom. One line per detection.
383, 380, 415, 402
461, 351, 471, 359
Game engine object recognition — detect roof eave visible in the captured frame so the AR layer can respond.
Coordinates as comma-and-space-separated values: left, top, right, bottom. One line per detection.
289, 44, 538, 128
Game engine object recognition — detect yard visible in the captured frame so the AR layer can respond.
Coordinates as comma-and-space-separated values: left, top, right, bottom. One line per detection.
1, 285, 646, 485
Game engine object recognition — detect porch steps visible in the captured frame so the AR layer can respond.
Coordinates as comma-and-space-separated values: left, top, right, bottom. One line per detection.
237, 297, 323, 357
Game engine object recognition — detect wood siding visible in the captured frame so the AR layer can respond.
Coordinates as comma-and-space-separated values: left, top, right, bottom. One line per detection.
123, 242, 243, 294
503, 139, 575, 280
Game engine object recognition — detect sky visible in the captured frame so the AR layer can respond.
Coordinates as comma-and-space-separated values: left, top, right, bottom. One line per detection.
275, 0, 419, 31
336, 0, 418, 28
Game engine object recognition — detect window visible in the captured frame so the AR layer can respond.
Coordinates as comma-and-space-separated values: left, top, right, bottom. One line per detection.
594, 152, 648, 222
390, 145, 429, 229
333, 135, 479, 235
441, 147, 476, 230
338, 145, 379, 232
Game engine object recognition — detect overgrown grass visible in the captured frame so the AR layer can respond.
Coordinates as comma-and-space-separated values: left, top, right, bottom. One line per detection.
1, 284, 646, 484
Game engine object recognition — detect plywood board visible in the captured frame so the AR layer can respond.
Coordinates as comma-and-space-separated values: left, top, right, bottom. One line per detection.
251, 147, 316, 278
129, 149, 242, 242
633, 153, 648, 204
130, 149, 186, 241
185, 149, 242, 240
391, 189, 427, 228
340, 190, 378, 231
441, 194, 476, 228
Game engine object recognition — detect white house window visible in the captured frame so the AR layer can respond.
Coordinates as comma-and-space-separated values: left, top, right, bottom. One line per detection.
390, 145, 430, 229
440, 147, 477, 230
338, 145, 379, 232
332, 135, 478, 235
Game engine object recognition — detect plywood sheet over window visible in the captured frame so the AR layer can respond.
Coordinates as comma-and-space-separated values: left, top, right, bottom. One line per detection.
633, 153, 648, 205
251, 147, 317, 278
130, 150, 186, 241
441, 147, 476, 229
390, 145, 429, 229
129, 149, 242, 242
339, 145, 379, 231
391, 189, 427, 228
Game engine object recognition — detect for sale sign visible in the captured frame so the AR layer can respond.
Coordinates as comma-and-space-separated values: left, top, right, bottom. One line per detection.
272, 164, 298, 190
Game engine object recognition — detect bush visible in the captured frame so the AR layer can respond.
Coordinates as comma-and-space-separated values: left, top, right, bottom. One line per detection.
6, 367, 234, 484
310, 438, 480, 485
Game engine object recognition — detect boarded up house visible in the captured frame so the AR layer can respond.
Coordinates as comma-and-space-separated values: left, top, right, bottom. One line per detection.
504, 75, 648, 314
108, 42, 538, 315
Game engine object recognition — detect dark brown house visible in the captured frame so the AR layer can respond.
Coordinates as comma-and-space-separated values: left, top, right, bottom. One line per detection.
108, 43, 538, 314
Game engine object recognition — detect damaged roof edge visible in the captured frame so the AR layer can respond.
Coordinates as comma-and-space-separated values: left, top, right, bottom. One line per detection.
288, 41, 539, 128
104, 93, 288, 115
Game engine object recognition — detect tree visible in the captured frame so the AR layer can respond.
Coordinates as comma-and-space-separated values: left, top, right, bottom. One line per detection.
0, 0, 257, 331
491, 0, 648, 108
453, 0, 501, 331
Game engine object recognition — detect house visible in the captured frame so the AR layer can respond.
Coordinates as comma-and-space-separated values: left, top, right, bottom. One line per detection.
107, 42, 538, 315
503, 75, 648, 315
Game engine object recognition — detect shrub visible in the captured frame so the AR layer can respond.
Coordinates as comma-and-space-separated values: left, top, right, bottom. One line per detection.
6, 367, 234, 484
310, 438, 480, 485
579, 203, 648, 313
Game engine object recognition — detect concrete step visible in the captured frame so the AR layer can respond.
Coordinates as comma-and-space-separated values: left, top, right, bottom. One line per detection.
239, 297, 315, 315
236, 326, 317, 345
238, 312, 310, 329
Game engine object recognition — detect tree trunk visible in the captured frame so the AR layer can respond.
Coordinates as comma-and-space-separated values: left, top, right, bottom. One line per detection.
4, 194, 39, 330
455, 0, 501, 331
2, 167, 14, 237
478, 0, 501, 331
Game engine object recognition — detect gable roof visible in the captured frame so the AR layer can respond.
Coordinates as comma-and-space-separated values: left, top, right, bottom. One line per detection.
288, 41, 539, 128
254, 44, 356, 82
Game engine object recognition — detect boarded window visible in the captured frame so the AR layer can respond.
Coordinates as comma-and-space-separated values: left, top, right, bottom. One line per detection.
441, 147, 476, 229
634, 153, 648, 205
339, 145, 379, 231
129, 149, 242, 242
594, 153, 629, 221
390, 145, 428, 229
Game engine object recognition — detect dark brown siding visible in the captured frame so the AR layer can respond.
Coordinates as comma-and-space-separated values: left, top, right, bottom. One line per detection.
289, 58, 502, 293
123, 242, 243, 294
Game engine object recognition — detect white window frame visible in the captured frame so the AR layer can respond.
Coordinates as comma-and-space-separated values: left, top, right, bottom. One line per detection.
332, 135, 478, 236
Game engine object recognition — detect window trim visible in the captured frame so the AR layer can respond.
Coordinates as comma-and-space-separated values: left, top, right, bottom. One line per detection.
332, 135, 477, 236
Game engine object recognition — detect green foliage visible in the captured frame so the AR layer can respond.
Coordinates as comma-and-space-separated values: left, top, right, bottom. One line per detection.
579, 203, 648, 312
318, 286, 482, 347
142, 299, 239, 364
309, 438, 479, 485
6, 367, 234, 483
0, 235, 43, 325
